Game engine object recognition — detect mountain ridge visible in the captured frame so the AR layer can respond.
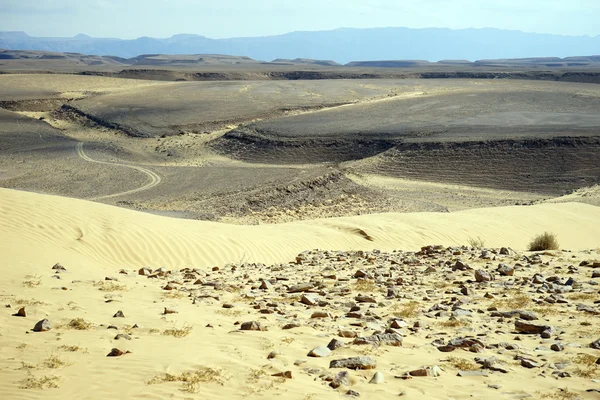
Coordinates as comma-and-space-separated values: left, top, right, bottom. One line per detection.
2, 27, 599, 63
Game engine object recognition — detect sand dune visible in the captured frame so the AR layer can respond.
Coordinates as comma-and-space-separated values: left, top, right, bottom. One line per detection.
2, 189, 600, 400
1, 188, 599, 271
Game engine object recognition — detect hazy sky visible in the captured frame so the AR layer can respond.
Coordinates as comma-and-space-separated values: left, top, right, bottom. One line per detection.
1, 0, 599, 38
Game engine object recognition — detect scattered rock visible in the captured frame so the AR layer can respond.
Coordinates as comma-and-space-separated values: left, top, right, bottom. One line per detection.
369, 371, 384, 384
308, 346, 331, 357
515, 320, 555, 337
330, 357, 376, 370
551, 343, 564, 352
458, 370, 489, 377
475, 270, 493, 282
113, 310, 125, 318
114, 334, 131, 340
497, 264, 515, 276
330, 371, 350, 388
272, 371, 292, 379
353, 333, 403, 347
52, 263, 66, 272
107, 348, 129, 357
301, 294, 319, 306
14, 307, 26, 317
328, 338, 345, 350
240, 321, 267, 331
32, 319, 51, 332
288, 283, 314, 293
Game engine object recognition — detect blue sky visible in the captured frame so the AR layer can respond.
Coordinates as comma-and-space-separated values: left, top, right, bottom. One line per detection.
1, 0, 599, 38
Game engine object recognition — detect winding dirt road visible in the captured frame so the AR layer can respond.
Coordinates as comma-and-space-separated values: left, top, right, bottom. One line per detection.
76, 142, 161, 201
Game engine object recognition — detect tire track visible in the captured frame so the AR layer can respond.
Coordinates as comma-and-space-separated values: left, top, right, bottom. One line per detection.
76, 142, 161, 201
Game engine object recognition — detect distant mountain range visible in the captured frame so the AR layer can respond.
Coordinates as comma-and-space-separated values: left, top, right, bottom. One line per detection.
1, 28, 599, 63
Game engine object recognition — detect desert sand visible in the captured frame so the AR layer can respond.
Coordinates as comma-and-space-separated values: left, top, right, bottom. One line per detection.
1, 188, 600, 399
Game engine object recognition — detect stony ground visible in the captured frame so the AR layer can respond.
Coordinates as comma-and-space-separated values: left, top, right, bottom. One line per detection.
6, 245, 600, 399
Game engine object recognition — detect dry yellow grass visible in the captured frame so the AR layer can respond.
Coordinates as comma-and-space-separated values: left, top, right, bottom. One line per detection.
162, 325, 193, 338
467, 236, 486, 249
571, 353, 600, 379
568, 292, 597, 301
147, 367, 226, 393
94, 281, 128, 292
391, 301, 420, 318
215, 308, 245, 317
19, 374, 60, 389
442, 356, 480, 371
539, 387, 579, 400
491, 293, 531, 309
352, 279, 378, 292
529, 232, 559, 251
58, 345, 87, 353
439, 319, 471, 329
67, 318, 93, 330
22, 275, 42, 288
162, 290, 189, 299
41, 355, 71, 369
246, 368, 267, 384
14, 298, 47, 306
280, 337, 295, 345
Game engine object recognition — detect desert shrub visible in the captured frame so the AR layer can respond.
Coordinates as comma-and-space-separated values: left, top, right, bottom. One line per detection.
94, 281, 127, 292
19, 374, 60, 389
528, 232, 559, 251
162, 324, 193, 338
147, 367, 225, 392
467, 236, 486, 249
67, 318, 93, 330
391, 301, 420, 318
443, 356, 479, 371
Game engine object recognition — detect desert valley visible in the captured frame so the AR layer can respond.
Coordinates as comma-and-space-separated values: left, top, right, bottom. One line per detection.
1, 44, 600, 400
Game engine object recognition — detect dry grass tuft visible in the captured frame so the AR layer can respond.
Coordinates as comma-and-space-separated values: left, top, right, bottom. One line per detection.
19, 374, 60, 389
443, 356, 480, 371
530, 305, 562, 316
352, 279, 378, 292
19, 361, 37, 370
539, 387, 580, 400
147, 367, 226, 393
529, 232, 559, 251
491, 293, 531, 309
162, 324, 193, 338
15, 298, 47, 306
67, 318, 93, 330
246, 368, 267, 384
162, 291, 189, 299
216, 308, 245, 317
23, 275, 42, 288
439, 319, 471, 329
467, 236, 486, 249
94, 281, 128, 292
571, 353, 600, 379
568, 292, 597, 301
390, 301, 421, 318
41, 355, 71, 369
356, 345, 385, 356
281, 337, 295, 345
58, 345, 87, 353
